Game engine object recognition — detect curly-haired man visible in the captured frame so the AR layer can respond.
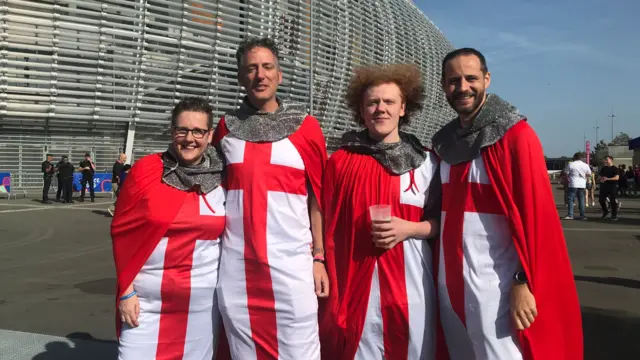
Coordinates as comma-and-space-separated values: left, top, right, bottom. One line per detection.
319, 64, 446, 360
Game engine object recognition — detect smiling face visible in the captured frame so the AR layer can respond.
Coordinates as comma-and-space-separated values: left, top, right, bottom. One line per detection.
171, 111, 212, 166
442, 54, 491, 121
361, 82, 406, 143
238, 46, 282, 110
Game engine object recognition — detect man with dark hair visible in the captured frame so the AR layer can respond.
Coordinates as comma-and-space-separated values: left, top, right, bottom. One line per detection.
563, 152, 591, 220
213, 37, 328, 359
432, 48, 582, 360
41, 153, 55, 204
58, 155, 75, 203
599, 155, 620, 220
108, 153, 127, 217
78, 152, 96, 202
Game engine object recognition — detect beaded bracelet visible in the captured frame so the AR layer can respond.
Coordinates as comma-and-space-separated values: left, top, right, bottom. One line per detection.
120, 291, 137, 301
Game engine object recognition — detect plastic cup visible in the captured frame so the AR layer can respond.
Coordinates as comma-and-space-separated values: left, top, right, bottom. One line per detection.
369, 204, 392, 222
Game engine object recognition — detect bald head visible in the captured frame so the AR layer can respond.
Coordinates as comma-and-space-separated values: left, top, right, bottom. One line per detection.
118, 153, 127, 162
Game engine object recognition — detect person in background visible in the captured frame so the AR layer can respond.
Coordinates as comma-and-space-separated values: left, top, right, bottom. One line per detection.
108, 153, 127, 216
120, 164, 131, 185
634, 165, 640, 196
560, 167, 569, 206
599, 156, 620, 221
563, 152, 591, 220
57, 156, 75, 203
41, 153, 55, 204
78, 152, 96, 202
617, 164, 628, 197
55, 156, 65, 202
586, 167, 596, 207
625, 167, 635, 196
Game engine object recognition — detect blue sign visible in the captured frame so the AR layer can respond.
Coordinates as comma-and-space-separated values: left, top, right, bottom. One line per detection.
72, 173, 112, 193
0, 172, 10, 193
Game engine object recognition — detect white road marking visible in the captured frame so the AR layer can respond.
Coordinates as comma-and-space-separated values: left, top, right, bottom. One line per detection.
564, 228, 639, 233
0, 201, 112, 214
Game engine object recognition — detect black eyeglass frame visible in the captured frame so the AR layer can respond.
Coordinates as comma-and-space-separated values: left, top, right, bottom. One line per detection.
171, 126, 212, 139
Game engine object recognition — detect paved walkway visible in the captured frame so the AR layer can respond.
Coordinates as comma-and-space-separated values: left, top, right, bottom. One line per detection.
0, 189, 638, 359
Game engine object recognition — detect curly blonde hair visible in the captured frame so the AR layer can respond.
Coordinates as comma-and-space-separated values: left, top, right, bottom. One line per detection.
345, 64, 425, 126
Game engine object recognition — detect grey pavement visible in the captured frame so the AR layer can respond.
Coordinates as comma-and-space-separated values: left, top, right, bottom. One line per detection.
0, 189, 639, 360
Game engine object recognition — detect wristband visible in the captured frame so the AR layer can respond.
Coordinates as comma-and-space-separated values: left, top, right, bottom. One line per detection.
120, 291, 137, 301
313, 254, 325, 261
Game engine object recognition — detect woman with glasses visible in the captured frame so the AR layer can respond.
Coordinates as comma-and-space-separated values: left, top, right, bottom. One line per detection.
111, 97, 229, 359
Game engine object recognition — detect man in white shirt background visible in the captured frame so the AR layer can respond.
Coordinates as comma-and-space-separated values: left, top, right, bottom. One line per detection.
564, 152, 592, 220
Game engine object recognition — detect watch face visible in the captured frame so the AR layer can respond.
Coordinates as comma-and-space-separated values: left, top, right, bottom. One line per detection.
515, 272, 527, 282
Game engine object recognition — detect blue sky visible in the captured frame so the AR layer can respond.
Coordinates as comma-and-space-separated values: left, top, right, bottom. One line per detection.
417, 0, 639, 157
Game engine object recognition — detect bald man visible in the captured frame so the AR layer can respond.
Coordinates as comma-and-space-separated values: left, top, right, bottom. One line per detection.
108, 153, 127, 216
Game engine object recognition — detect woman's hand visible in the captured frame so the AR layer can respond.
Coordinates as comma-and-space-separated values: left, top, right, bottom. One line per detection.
313, 261, 330, 298
511, 283, 537, 330
119, 294, 140, 328
371, 217, 416, 250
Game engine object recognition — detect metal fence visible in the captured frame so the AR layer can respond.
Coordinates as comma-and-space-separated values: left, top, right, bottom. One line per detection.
0, 0, 455, 189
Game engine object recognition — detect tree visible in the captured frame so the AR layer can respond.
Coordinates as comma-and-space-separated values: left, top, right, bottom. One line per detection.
589, 140, 608, 167
609, 132, 630, 146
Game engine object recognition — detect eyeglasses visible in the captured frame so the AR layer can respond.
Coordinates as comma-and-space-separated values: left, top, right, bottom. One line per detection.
172, 127, 211, 139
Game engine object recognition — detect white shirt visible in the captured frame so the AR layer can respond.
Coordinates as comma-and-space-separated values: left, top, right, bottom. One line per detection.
565, 160, 591, 188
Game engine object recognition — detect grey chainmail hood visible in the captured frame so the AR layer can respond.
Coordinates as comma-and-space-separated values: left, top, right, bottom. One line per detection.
340, 130, 426, 175
431, 94, 525, 165
224, 96, 308, 143
161, 144, 225, 194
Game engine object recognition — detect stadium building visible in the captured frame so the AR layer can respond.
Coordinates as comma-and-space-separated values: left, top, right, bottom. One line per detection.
0, 0, 455, 190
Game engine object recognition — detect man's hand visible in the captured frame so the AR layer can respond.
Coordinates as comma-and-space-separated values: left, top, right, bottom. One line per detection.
511, 283, 537, 330
119, 295, 140, 328
371, 217, 415, 250
313, 262, 329, 298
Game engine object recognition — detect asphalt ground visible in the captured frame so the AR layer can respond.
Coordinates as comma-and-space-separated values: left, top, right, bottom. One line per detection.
0, 188, 638, 360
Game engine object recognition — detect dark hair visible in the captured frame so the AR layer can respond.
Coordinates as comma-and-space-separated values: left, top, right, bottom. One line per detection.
441, 48, 488, 80
171, 97, 214, 129
605, 155, 614, 161
236, 37, 280, 70
345, 64, 425, 126
573, 152, 584, 161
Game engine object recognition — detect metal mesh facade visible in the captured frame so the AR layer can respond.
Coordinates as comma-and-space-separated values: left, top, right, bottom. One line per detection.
0, 0, 455, 188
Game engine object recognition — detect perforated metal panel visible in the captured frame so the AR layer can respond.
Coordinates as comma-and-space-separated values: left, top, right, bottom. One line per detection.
0, 0, 455, 187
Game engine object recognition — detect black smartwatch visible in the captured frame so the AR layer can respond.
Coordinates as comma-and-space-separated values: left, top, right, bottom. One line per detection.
513, 271, 528, 284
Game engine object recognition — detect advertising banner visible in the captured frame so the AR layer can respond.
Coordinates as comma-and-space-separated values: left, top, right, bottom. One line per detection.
586, 140, 591, 165
72, 173, 112, 193
0, 173, 10, 193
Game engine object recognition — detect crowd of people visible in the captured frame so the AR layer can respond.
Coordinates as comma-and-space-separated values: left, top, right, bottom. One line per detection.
40, 152, 97, 204
561, 154, 639, 221
40, 152, 132, 208
109, 38, 583, 360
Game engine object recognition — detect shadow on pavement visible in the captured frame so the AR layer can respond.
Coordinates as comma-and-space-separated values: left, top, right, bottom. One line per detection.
92, 210, 112, 217
32, 332, 116, 360
74, 278, 116, 295
575, 275, 640, 289
586, 217, 640, 226
582, 307, 640, 360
